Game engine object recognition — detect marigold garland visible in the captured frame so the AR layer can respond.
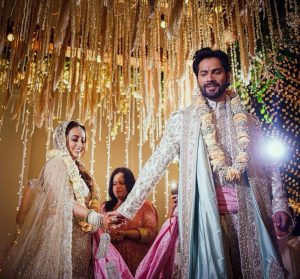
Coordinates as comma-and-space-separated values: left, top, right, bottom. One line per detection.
195, 90, 251, 182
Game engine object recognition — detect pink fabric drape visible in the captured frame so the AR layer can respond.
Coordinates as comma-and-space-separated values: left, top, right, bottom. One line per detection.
135, 209, 178, 279
93, 229, 133, 279
216, 187, 238, 214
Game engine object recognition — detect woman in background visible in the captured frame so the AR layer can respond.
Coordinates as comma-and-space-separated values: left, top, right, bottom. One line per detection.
101, 167, 158, 275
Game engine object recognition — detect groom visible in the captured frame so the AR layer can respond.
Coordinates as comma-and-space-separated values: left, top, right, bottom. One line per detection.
109, 47, 291, 278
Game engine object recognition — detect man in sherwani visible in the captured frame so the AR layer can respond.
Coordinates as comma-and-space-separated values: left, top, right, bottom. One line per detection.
110, 48, 292, 278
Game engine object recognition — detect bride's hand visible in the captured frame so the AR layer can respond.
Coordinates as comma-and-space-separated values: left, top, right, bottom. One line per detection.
101, 215, 111, 230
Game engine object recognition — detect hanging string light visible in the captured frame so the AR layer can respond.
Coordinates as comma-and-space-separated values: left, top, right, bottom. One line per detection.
90, 125, 97, 176
17, 108, 30, 210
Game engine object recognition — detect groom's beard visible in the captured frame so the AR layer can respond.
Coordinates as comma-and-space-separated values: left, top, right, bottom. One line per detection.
199, 81, 230, 100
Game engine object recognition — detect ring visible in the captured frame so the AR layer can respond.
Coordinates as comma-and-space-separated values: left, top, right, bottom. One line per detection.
111, 216, 118, 223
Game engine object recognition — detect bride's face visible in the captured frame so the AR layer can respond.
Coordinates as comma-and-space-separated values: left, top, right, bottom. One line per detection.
66, 127, 86, 160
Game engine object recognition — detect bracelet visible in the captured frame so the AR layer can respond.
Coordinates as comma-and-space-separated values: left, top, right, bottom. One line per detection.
137, 227, 150, 244
87, 209, 103, 229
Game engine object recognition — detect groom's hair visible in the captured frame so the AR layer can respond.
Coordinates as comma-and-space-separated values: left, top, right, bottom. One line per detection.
192, 47, 231, 76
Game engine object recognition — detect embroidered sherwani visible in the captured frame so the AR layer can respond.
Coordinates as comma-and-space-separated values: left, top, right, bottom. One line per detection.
118, 95, 289, 279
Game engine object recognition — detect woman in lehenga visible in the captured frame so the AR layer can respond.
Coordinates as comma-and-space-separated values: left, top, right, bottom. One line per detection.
0, 120, 108, 278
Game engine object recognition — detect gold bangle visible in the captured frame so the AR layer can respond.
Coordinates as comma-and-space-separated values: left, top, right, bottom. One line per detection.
137, 227, 149, 244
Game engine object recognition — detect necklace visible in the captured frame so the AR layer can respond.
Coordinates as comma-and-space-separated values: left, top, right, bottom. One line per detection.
195, 91, 250, 182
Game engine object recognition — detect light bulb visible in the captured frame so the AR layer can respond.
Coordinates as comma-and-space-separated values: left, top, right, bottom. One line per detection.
7, 33, 14, 41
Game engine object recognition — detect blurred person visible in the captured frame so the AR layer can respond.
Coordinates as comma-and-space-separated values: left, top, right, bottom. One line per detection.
101, 167, 158, 275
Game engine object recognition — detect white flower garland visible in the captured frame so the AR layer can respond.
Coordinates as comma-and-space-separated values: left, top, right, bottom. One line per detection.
195, 91, 251, 182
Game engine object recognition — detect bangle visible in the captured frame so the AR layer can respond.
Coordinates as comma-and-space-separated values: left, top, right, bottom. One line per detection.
87, 209, 103, 229
137, 228, 150, 243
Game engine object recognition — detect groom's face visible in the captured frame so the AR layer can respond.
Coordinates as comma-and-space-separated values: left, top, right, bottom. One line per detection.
197, 57, 230, 100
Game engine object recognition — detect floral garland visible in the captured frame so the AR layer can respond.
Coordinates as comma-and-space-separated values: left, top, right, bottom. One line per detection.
47, 149, 100, 232
195, 90, 251, 182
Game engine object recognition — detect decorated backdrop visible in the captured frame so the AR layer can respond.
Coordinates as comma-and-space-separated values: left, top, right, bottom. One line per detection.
0, 0, 299, 224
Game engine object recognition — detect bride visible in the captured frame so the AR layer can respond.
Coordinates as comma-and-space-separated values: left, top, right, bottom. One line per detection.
1, 121, 108, 278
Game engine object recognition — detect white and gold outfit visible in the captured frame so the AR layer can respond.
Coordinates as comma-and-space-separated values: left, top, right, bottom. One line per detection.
118, 91, 289, 279
1, 121, 100, 278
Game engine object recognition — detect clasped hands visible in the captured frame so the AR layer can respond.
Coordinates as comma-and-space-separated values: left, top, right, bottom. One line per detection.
101, 210, 126, 229
99, 211, 127, 241
272, 211, 294, 239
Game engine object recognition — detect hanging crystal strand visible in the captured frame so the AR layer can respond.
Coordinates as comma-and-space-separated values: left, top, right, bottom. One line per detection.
19, 95, 27, 127
128, 70, 132, 137
20, 0, 31, 41
191, 0, 199, 49
131, 93, 136, 137
272, 0, 282, 40
253, 2, 265, 58
155, 12, 162, 139
202, 2, 212, 48
98, 99, 103, 142
185, 3, 192, 54
55, 77, 64, 119
214, 0, 221, 49
131, 61, 139, 137
40, 0, 52, 60
17, 107, 30, 210
248, 3, 257, 56
285, 0, 289, 21
229, 44, 237, 83
291, 0, 299, 40
219, 0, 226, 49
77, 1, 87, 123
138, 103, 143, 173
90, 123, 97, 176
124, 92, 131, 167
124, 128, 129, 168
76, 2, 87, 120
264, 0, 275, 50
106, 116, 112, 200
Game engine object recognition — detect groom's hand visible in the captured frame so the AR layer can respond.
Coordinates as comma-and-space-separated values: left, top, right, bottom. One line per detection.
106, 211, 126, 228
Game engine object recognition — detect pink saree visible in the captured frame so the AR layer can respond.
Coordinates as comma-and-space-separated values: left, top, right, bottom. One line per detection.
135, 209, 179, 279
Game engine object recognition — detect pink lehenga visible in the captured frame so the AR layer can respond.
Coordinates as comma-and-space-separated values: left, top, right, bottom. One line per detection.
135, 208, 179, 279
